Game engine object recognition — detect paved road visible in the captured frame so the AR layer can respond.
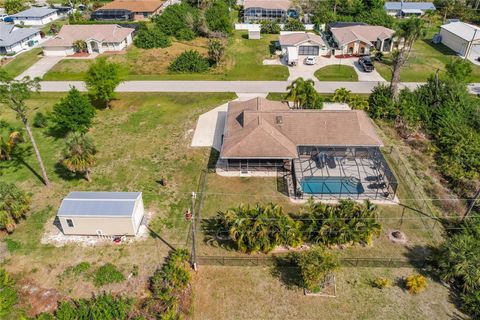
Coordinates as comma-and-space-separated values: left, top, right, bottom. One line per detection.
39, 80, 480, 94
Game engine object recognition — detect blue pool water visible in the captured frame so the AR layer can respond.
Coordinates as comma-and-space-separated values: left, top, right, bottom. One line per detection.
300, 177, 364, 195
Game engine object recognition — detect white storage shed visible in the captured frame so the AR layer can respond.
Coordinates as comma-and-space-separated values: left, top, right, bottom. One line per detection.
57, 192, 144, 236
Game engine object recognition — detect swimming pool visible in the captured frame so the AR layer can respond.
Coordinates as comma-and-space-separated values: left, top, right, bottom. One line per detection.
300, 177, 364, 195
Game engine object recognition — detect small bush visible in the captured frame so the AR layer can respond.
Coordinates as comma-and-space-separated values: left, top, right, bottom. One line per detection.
372, 277, 392, 289
260, 20, 281, 34
92, 263, 125, 287
71, 262, 91, 275
131, 264, 139, 277
405, 274, 427, 294
33, 112, 48, 128
4, 238, 21, 252
294, 246, 339, 292
169, 50, 210, 73
176, 28, 196, 41
283, 19, 305, 31
0, 269, 18, 318
134, 27, 171, 49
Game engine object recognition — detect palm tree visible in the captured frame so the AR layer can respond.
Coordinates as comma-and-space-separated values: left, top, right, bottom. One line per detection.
62, 132, 97, 182
348, 95, 369, 111
390, 18, 426, 98
207, 40, 225, 65
73, 40, 87, 53
0, 71, 50, 187
332, 87, 352, 103
286, 78, 322, 109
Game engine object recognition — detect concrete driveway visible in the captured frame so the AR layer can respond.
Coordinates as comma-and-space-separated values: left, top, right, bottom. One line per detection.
16, 57, 63, 80
287, 56, 387, 82
191, 93, 267, 150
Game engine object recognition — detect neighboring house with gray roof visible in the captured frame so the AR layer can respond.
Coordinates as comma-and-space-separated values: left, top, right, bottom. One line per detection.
0, 23, 41, 55
9, 7, 59, 26
384, 1, 435, 17
42, 24, 134, 56
57, 192, 145, 236
330, 24, 396, 56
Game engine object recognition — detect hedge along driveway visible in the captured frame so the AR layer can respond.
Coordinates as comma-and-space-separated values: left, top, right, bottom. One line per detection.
43, 32, 288, 81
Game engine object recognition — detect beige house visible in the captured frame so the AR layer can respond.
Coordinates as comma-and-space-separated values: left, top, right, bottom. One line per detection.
92, 0, 163, 21
42, 24, 134, 57
216, 98, 398, 201
57, 192, 145, 236
330, 24, 395, 56
279, 32, 328, 64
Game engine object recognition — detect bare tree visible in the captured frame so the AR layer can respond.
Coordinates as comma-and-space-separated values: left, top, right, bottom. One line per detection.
0, 71, 50, 187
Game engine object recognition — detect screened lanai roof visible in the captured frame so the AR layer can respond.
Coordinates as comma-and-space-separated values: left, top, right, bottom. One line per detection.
57, 192, 141, 217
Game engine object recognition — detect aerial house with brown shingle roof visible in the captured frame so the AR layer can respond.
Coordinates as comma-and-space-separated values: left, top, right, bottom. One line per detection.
217, 98, 398, 201
92, 0, 163, 21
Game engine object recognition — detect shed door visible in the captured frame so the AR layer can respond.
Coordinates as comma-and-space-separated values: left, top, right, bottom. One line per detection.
299, 46, 319, 55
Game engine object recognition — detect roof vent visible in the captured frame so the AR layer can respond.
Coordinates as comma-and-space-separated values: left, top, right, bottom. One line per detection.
276, 116, 283, 125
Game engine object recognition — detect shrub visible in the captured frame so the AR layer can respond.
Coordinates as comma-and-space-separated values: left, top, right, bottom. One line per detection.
153, 3, 199, 36
176, 28, 196, 41
92, 263, 125, 287
368, 83, 395, 119
70, 262, 91, 275
260, 20, 281, 34
215, 203, 303, 253
169, 50, 210, 73
4, 238, 21, 252
207, 39, 225, 65
205, 0, 232, 34
405, 274, 427, 294
0, 182, 31, 232
0, 269, 18, 318
55, 293, 133, 319
372, 277, 392, 289
283, 18, 305, 31
33, 112, 48, 128
134, 27, 171, 49
50, 87, 96, 135
294, 246, 339, 292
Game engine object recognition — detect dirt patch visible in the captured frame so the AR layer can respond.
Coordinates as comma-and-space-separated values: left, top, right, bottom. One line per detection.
17, 280, 62, 317
387, 230, 408, 244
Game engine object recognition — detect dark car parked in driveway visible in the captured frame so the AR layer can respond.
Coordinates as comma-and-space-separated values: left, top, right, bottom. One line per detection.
358, 56, 375, 72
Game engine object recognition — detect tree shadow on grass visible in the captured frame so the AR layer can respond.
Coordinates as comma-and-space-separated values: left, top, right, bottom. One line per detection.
54, 162, 84, 182
200, 217, 237, 252
270, 254, 301, 290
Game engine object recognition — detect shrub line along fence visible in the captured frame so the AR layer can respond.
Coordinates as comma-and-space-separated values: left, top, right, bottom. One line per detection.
197, 256, 427, 268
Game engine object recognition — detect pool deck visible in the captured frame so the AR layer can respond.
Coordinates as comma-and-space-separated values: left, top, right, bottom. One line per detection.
293, 156, 395, 201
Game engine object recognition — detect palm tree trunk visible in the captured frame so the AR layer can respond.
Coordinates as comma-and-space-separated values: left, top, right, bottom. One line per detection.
390, 64, 401, 99
21, 117, 51, 187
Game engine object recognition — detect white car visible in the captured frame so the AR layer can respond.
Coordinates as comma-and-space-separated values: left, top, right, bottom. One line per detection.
304, 56, 316, 65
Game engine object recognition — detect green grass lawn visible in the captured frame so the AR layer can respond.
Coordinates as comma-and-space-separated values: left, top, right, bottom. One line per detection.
375, 38, 480, 82
2, 48, 42, 78
0, 92, 235, 300
314, 65, 358, 81
43, 32, 288, 81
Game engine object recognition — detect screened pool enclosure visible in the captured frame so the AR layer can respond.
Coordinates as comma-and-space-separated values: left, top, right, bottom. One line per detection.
292, 146, 398, 200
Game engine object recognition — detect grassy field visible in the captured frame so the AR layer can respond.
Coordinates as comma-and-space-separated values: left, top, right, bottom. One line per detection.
194, 266, 460, 320
0, 92, 235, 312
375, 37, 480, 82
43, 32, 288, 81
315, 65, 358, 81
1, 48, 42, 78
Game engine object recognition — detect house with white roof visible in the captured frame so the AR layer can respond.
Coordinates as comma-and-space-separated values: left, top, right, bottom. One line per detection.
384, 1, 435, 17
9, 7, 59, 26
0, 23, 41, 55
42, 24, 134, 56
279, 32, 328, 64
440, 22, 480, 58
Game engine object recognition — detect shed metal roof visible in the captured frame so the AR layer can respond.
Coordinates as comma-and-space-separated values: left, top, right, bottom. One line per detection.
57, 192, 141, 217
384, 2, 435, 11
441, 22, 480, 41
10, 7, 58, 18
